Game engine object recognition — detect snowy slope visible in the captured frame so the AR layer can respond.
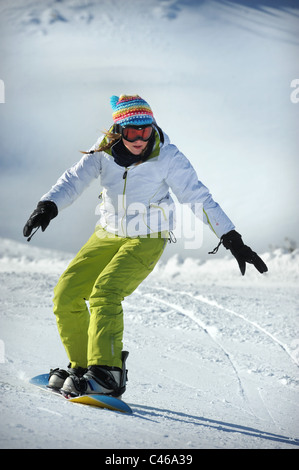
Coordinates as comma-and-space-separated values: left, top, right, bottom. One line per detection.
0, 0, 299, 450
0, 237, 298, 449
0, 0, 299, 258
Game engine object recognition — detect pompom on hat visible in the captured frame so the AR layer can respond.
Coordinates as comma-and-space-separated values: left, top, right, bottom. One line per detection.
110, 94, 154, 127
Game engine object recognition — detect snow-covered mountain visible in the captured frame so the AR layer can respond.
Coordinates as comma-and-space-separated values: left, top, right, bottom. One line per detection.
0, 0, 299, 450
0, 237, 298, 449
0, 0, 298, 259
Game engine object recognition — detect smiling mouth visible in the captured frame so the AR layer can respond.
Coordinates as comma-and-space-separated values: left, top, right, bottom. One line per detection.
132, 144, 144, 150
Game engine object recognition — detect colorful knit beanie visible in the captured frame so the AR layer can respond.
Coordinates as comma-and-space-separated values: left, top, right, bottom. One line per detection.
110, 94, 154, 127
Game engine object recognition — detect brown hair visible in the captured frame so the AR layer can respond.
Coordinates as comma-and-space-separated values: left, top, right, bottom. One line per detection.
81, 129, 121, 155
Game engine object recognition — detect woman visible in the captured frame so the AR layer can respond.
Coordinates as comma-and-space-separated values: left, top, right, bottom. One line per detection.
23, 94, 268, 398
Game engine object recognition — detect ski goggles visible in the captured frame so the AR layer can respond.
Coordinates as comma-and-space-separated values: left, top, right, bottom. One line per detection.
121, 125, 153, 142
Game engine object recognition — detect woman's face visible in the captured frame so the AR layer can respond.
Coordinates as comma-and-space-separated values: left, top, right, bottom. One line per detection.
122, 138, 148, 156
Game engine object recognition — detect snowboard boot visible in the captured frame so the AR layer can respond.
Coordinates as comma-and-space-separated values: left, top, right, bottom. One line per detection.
61, 351, 129, 398
48, 364, 87, 391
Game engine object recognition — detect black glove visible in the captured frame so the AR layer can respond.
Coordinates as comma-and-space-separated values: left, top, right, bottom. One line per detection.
23, 201, 58, 238
221, 230, 268, 276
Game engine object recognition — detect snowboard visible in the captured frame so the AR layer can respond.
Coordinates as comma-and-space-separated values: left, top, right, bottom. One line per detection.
29, 373, 133, 414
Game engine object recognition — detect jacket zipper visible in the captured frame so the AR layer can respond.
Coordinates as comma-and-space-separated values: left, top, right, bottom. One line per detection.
121, 168, 128, 235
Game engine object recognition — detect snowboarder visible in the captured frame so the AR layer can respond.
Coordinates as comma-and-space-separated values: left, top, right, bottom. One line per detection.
23, 94, 268, 398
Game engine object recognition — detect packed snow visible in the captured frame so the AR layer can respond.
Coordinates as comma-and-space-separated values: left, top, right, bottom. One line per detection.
0, 0, 298, 258
0, 0, 299, 450
0, 237, 298, 449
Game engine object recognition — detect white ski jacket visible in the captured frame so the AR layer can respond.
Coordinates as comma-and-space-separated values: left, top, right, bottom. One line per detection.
40, 130, 235, 238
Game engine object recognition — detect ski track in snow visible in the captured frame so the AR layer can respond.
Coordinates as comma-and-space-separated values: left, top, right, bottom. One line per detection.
135, 287, 250, 411
1, 0, 299, 450
147, 285, 299, 368
0, 238, 299, 448
129, 279, 299, 438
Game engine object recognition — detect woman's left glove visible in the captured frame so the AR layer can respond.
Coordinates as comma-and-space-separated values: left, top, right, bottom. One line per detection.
221, 230, 268, 276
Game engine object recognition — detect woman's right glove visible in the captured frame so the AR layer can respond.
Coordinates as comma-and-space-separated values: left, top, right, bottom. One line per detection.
23, 201, 58, 239
221, 230, 268, 276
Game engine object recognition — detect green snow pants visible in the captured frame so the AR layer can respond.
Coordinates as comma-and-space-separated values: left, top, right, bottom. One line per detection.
53, 226, 167, 369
